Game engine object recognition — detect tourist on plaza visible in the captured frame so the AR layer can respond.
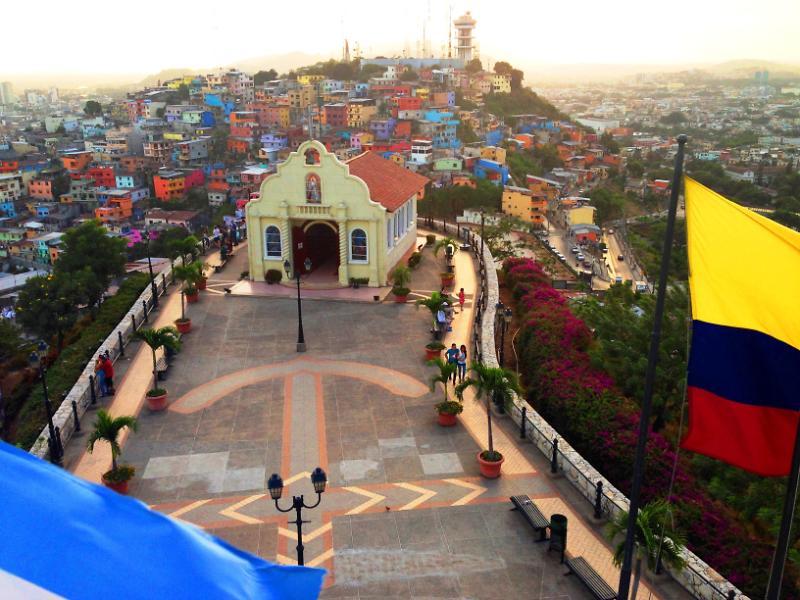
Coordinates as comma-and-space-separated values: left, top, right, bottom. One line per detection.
101, 353, 115, 395
445, 343, 460, 384
458, 288, 466, 313
443, 301, 454, 332
94, 355, 108, 396
457, 344, 468, 383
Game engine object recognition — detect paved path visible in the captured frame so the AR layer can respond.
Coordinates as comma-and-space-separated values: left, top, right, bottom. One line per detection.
64, 235, 685, 599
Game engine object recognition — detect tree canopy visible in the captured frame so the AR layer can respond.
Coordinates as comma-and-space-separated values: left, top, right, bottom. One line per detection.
465, 58, 483, 73
254, 69, 278, 85
83, 100, 103, 117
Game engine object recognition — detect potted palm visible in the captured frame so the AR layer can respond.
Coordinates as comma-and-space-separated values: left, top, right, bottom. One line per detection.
428, 357, 462, 426
434, 236, 458, 284
174, 262, 202, 304
197, 262, 209, 290
416, 291, 452, 347
390, 265, 412, 303
425, 341, 446, 361
455, 362, 523, 478
135, 326, 182, 411
606, 500, 687, 599
87, 409, 138, 494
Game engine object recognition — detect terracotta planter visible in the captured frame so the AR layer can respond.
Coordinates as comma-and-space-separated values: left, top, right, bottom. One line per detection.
175, 319, 192, 334
197, 277, 207, 291
394, 294, 408, 303
102, 476, 129, 494
477, 451, 505, 479
441, 274, 455, 288
438, 412, 457, 427
146, 391, 168, 411
425, 348, 442, 361
186, 291, 200, 304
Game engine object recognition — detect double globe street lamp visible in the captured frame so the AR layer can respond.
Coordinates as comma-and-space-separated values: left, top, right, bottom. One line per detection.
284, 258, 312, 353
267, 468, 327, 566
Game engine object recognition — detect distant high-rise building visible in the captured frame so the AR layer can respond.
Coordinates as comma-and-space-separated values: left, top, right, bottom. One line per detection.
755, 70, 770, 84
0, 82, 14, 105
49, 87, 59, 103
454, 11, 477, 63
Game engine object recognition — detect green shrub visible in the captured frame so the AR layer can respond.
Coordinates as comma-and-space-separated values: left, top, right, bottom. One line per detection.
265, 269, 282, 284
407, 252, 422, 268
425, 234, 436, 246
12, 273, 150, 448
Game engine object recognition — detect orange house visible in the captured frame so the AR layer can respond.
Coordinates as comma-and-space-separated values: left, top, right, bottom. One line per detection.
28, 179, 54, 200
153, 171, 185, 201
60, 151, 92, 172
394, 120, 412, 138
227, 137, 251, 155
95, 195, 133, 223
452, 175, 477, 188
514, 133, 535, 149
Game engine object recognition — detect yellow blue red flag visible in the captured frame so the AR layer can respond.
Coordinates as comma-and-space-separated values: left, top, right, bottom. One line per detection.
682, 177, 800, 476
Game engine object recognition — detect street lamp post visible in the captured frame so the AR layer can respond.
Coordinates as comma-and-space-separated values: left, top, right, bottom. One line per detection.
144, 228, 158, 309
284, 258, 312, 353
499, 306, 512, 366
268, 468, 327, 566
29, 341, 63, 466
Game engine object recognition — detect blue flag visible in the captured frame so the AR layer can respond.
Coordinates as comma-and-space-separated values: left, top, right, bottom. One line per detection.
0, 441, 324, 599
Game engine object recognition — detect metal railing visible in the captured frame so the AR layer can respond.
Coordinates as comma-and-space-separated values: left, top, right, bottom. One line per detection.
29, 256, 189, 461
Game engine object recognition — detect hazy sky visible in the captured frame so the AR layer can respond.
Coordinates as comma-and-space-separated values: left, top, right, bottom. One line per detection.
3, 0, 800, 76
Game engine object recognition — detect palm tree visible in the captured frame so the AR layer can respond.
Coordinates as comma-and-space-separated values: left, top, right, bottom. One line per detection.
135, 326, 182, 394
428, 357, 461, 415
86, 409, 138, 472
455, 362, 522, 461
390, 264, 411, 289
606, 500, 687, 599
415, 291, 452, 316
173, 262, 203, 310
433, 236, 459, 258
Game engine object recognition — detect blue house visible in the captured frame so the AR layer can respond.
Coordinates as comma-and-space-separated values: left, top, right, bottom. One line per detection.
473, 159, 510, 186
485, 129, 504, 147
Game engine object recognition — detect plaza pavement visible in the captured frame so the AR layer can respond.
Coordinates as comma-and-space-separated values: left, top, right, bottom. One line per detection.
63, 238, 688, 599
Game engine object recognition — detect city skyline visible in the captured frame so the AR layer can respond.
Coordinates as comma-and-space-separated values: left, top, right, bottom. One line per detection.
2, 0, 800, 82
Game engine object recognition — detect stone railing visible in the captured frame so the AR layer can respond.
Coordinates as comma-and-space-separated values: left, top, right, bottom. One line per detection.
418, 216, 745, 600
29, 255, 189, 461
293, 204, 332, 217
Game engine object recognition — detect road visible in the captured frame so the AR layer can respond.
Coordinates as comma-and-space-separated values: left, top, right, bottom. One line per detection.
604, 232, 635, 284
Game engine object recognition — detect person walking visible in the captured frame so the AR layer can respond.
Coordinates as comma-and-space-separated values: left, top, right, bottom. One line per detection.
101, 352, 115, 396
445, 343, 459, 384
94, 355, 108, 397
457, 344, 468, 383
458, 288, 466, 314
443, 301, 454, 332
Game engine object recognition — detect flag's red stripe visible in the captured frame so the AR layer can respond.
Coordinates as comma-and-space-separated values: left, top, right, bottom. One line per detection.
682, 386, 799, 476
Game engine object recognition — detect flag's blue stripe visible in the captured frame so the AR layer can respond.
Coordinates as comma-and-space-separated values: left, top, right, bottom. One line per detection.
0, 441, 324, 599
688, 320, 800, 411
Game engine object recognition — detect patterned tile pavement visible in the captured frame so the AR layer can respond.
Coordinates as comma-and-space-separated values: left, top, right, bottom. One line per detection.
63, 240, 690, 600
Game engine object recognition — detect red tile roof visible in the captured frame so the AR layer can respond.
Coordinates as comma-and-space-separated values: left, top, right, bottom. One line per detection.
346, 151, 429, 212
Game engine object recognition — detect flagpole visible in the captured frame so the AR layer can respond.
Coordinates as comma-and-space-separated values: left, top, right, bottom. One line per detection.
617, 134, 687, 600
765, 421, 800, 599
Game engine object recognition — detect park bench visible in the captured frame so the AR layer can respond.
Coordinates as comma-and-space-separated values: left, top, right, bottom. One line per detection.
565, 557, 617, 600
510, 495, 549, 542
155, 333, 181, 381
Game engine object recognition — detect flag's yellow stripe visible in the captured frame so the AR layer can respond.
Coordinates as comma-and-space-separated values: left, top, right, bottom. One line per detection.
686, 177, 800, 352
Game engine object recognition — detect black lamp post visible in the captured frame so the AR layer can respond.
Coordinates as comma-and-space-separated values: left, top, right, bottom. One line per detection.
284, 257, 312, 352
29, 341, 63, 466
499, 306, 512, 366
268, 468, 327, 566
144, 228, 158, 309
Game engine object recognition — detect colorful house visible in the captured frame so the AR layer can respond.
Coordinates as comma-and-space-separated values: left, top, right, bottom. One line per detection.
246, 140, 428, 287
60, 151, 92, 172
501, 185, 547, 227
473, 159, 509, 186
153, 170, 185, 201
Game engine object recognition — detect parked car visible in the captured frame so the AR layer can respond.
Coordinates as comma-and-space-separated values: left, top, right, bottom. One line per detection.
576, 253, 585, 261
571, 246, 580, 254
617, 254, 624, 261
615, 276, 623, 284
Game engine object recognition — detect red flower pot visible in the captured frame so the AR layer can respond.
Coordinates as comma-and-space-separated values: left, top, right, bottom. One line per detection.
441, 274, 455, 288
425, 348, 442, 361
186, 291, 200, 304
197, 277, 207, 291
146, 391, 168, 411
394, 294, 408, 303
102, 476, 129, 494
438, 412, 457, 427
477, 451, 504, 479
175, 319, 192, 334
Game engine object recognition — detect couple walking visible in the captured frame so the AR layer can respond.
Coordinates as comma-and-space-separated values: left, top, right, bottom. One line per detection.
94, 351, 115, 397
445, 343, 468, 384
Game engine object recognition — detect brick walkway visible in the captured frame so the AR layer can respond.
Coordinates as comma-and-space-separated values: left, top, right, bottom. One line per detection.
63, 237, 686, 600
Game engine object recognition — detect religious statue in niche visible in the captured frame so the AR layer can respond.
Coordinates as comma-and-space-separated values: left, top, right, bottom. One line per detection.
305, 174, 321, 203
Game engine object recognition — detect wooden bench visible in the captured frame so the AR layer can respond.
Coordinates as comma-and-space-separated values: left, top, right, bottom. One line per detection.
565, 557, 617, 600
510, 495, 550, 542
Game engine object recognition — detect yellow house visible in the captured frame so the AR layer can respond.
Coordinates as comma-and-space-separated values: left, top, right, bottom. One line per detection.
502, 186, 548, 226
566, 205, 596, 227
298, 74, 325, 86
289, 86, 316, 109
481, 146, 507, 164
246, 140, 429, 287
415, 88, 430, 101
492, 74, 512, 93
347, 100, 377, 128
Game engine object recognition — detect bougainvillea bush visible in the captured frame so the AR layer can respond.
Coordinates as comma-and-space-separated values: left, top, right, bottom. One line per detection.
503, 257, 790, 597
